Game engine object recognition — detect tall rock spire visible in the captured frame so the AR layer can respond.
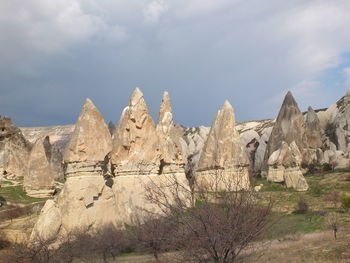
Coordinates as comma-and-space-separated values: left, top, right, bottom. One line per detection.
24, 137, 55, 197
196, 101, 250, 190
110, 88, 162, 175
64, 98, 112, 176
305, 106, 323, 149
263, 91, 308, 191
156, 91, 185, 173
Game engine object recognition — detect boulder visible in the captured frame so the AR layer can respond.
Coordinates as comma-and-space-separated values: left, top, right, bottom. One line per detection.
196, 101, 250, 190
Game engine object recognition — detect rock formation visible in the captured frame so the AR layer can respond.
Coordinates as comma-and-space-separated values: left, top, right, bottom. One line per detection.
263, 92, 309, 191
20, 124, 74, 153
32, 91, 189, 241
31, 98, 118, 240
0, 116, 31, 179
156, 91, 185, 174
110, 88, 163, 175
196, 101, 250, 190
24, 137, 55, 197
237, 119, 275, 173
64, 98, 112, 177
305, 106, 323, 149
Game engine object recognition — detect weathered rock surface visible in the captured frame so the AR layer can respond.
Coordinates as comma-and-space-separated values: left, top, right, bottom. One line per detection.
0, 117, 31, 179
20, 125, 74, 153
110, 88, 163, 175
305, 106, 323, 149
156, 91, 185, 174
263, 92, 309, 191
196, 101, 250, 190
24, 137, 55, 197
64, 98, 112, 177
31, 176, 119, 240
236, 119, 275, 173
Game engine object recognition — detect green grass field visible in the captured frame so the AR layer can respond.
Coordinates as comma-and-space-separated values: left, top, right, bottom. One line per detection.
0, 185, 47, 205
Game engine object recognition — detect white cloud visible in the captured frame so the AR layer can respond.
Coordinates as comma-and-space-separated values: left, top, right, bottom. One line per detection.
143, 0, 168, 24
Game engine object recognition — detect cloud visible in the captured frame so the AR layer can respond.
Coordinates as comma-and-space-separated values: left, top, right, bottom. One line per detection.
143, 0, 168, 24
1, 0, 350, 126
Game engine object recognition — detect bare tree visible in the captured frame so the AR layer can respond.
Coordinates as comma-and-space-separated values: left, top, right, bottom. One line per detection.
145, 168, 273, 263
324, 191, 341, 209
133, 214, 177, 262
326, 212, 339, 240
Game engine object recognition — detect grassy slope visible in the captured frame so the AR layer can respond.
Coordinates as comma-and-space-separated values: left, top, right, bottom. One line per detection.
0, 185, 47, 206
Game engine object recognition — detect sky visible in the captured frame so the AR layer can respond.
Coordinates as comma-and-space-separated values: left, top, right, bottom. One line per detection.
1, 0, 350, 127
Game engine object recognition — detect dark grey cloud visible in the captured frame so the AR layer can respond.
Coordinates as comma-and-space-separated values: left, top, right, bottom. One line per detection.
1, 0, 350, 127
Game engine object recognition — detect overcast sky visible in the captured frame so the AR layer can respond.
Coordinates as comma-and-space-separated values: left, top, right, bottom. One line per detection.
1, 0, 350, 127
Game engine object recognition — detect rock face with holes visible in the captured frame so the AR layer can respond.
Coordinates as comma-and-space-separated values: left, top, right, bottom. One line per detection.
156, 91, 185, 174
0, 116, 32, 179
110, 88, 164, 176
263, 92, 309, 191
64, 98, 113, 177
196, 101, 250, 190
24, 137, 55, 198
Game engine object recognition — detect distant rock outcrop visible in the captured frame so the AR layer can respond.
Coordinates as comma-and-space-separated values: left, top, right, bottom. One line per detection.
0, 116, 31, 179
110, 88, 163, 175
24, 137, 55, 197
196, 101, 250, 190
64, 98, 112, 177
263, 92, 309, 191
20, 125, 74, 153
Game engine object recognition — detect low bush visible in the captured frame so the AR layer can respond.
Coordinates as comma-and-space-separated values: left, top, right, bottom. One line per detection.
341, 196, 350, 211
294, 199, 309, 214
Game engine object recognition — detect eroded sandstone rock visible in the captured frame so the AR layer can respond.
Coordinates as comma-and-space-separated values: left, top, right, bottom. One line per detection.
263, 92, 309, 191
64, 98, 112, 177
110, 88, 163, 175
156, 91, 185, 174
305, 106, 323, 149
0, 116, 31, 179
196, 101, 250, 190
24, 137, 55, 197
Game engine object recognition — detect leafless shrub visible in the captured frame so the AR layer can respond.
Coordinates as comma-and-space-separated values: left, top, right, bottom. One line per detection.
324, 191, 341, 209
326, 212, 339, 240
6, 225, 132, 263
133, 214, 178, 262
144, 168, 273, 263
